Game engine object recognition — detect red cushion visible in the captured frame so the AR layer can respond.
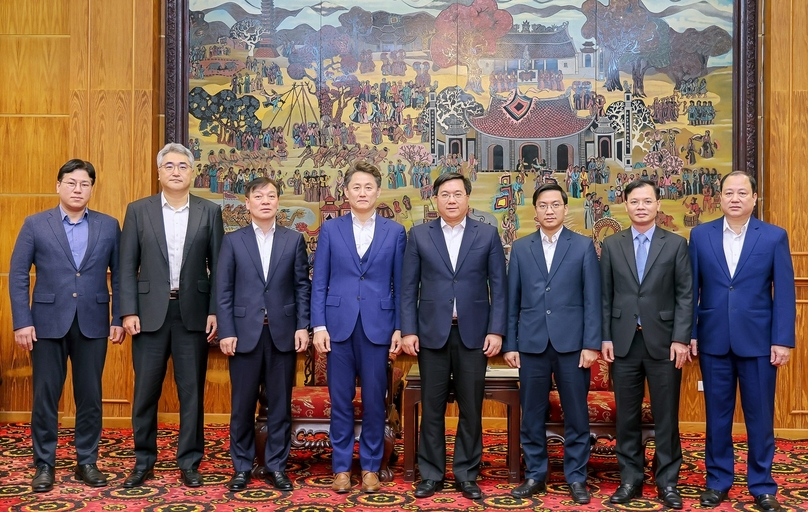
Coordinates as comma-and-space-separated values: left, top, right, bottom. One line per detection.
548, 390, 654, 424
590, 359, 611, 391
291, 386, 363, 419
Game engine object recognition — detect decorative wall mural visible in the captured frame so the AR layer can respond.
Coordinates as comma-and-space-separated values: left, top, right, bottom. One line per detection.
171, 0, 757, 255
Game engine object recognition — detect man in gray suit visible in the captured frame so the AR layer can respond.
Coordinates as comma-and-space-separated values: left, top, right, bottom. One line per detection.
600, 179, 694, 509
10, 159, 124, 492
504, 183, 601, 504
119, 143, 223, 488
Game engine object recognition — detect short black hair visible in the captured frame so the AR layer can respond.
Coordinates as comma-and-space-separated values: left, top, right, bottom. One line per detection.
245, 177, 280, 197
433, 172, 471, 195
58, 159, 96, 185
345, 161, 382, 188
624, 179, 660, 200
719, 170, 757, 194
532, 183, 568, 206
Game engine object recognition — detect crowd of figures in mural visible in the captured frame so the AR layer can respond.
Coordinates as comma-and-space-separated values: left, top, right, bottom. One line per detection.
187, 0, 735, 253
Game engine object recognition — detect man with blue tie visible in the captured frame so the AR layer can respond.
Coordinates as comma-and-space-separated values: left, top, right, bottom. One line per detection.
504, 183, 601, 504
10, 159, 124, 492
600, 179, 693, 509
310, 161, 406, 493
217, 177, 311, 492
401, 172, 507, 501
690, 171, 795, 512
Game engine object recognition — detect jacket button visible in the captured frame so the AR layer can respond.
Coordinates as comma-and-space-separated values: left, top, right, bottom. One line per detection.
729, 286, 734, 291
357, 297, 361, 300
546, 310, 551, 314
453, 279, 458, 283
545, 287, 550, 292
72, 293, 77, 298
76, 272, 81, 277
360, 276, 365, 280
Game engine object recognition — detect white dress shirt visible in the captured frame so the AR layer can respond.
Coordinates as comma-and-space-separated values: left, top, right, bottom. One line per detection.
722, 217, 749, 278
352, 212, 376, 258
540, 229, 560, 273
161, 193, 190, 290
253, 221, 276, 280
441, 217, 466, 318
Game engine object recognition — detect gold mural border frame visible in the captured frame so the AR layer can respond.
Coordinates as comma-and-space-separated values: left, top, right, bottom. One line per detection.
164, 0, 759, 180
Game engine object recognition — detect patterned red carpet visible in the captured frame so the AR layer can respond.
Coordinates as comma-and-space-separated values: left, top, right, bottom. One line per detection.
0, 423, 806, 511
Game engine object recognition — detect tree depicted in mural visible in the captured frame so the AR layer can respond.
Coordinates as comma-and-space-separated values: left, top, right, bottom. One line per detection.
339, 7, 373, 60
661, 26, 731, 89
434, 86, 485, 135
189, 86, 262, 146
229, 18, 267, 57
430, 0, 512, 94
287, 26, 353, 82
319, 75, 362, 124
396, 144, 434, 173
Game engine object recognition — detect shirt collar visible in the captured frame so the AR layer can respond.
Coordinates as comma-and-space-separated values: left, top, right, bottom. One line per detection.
161, 192, 190, 211
440, 217, 467, 231
540, 228, 561, 244
631, 224, 656, 242
722, 216, 750, 236
58, 204, 88, 224
252, 221, 276, 237
351, 212, 376, 227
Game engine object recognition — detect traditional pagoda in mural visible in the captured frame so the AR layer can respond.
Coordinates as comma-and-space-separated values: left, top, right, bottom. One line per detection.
482, 21, 580, 76
468, 90, 594, 171
254, 0, 278, 58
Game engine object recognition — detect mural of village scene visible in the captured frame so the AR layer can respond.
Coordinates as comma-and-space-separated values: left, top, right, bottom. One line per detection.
187, 0, 734, 256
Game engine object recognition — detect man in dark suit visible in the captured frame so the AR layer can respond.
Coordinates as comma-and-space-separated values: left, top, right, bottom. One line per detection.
600, 179, 693, 509
217, 177, 311, 492
10, 159, 124, 492
504, 183, 601, 504
310, 162, 406, 493
690, 171, 795, 512
401, 172, 507, 501
119, 143, 223, 488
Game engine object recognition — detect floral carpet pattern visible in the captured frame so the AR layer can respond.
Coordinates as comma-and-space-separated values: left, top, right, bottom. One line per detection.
0, 423, 806, 511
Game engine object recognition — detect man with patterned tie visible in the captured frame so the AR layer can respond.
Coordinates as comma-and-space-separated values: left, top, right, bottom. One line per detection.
600, 179, 694, 509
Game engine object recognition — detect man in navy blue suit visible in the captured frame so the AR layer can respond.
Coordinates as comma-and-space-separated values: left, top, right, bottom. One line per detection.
217, 177, 311, 492
690, 171, 795, 512
504, 183, 601, 504
310, 162, 406, 493
10, 159, 124, 492
401, 172, 507, 501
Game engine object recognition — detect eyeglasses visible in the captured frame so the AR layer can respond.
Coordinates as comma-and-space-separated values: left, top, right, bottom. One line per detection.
722, 190, 751, 198
161, 163, 191, 173
438, 192, 467, 201
60, 180, 92, 190
628, 199, 657, 207
536, 202, 564, 211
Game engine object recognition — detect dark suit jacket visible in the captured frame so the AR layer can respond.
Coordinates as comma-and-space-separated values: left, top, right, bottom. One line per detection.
119, 194, 223, 332
216, 224, 310, 352
600, 227, 693, 359
310, 214, 406, 344
690, 217, 795, 356
401, 217, 507, 349
505, 227, 601, 354
10, 207, 121, 339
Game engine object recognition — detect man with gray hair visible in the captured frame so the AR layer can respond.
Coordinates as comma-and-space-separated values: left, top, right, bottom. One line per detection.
119, 143, 223, 488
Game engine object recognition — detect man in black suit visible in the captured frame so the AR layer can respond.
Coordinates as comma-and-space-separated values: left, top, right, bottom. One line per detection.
119, 143, 223, 488
9, 159, 124, 492
600, 179, 694, 509
217, 177, 310, 492
401, 172, 507, 501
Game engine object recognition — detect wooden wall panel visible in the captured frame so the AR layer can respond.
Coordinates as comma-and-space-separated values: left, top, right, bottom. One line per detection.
0, 37, 70, 114
0, 117, 69, 195
88, 0, 133, 91
0, 0, 69, 35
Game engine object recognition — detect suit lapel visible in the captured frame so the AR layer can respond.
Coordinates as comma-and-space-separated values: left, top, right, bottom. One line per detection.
643, 228, 667, 278
241, 226, 266, 285
454, 220, 478, 273
182, 195, 203, 266
428, 219, 454, 273
336, 215, 362, 270
529, 231, 549, 280
732, 218, 761, 279
708, 220, 731, 280
363, 218, 390, 269
618, 230, 640, 284
266, 226, 288, 286
79, 211, 102, 270
47, 207, 77, 269
546, 228, 570, 283
146, 195, 169, 264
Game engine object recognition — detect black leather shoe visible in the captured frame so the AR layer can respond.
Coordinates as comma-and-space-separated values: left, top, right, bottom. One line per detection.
180, 468, 203, 487
754, 494, 782, 511
511, 478, 546, 497
657, 486, 683, 509
414, 479, 444, 498
455, 480, 483, 500
569, 481, 591, 504
266, 471, 293, 491
610, 483, 643, 504
32, 464, 55, 492
227, 471, 251, 491
122, 468, 154, 488
74, 463, 107, 487
700, 488, 729, 507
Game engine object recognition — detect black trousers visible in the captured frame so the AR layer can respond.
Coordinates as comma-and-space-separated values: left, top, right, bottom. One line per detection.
131, 300, 209, 470
228, 325, 295, 472
31, 314, 107, 467
417, 326, 487, 482
612, 329, 682, 488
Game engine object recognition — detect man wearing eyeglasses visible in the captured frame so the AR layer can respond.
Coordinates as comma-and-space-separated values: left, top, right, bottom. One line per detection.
600, 179, 693, 509
10, 159, 124, 492
119, 143, 223, 488
503, 183, 601, 504
401, 172, 507, 501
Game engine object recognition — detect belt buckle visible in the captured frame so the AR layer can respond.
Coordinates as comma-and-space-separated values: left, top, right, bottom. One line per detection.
636, 324, 642, 331
169, 290, 179, 300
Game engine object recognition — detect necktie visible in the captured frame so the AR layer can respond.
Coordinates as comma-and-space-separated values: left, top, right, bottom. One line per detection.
636, 233, 649, 283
